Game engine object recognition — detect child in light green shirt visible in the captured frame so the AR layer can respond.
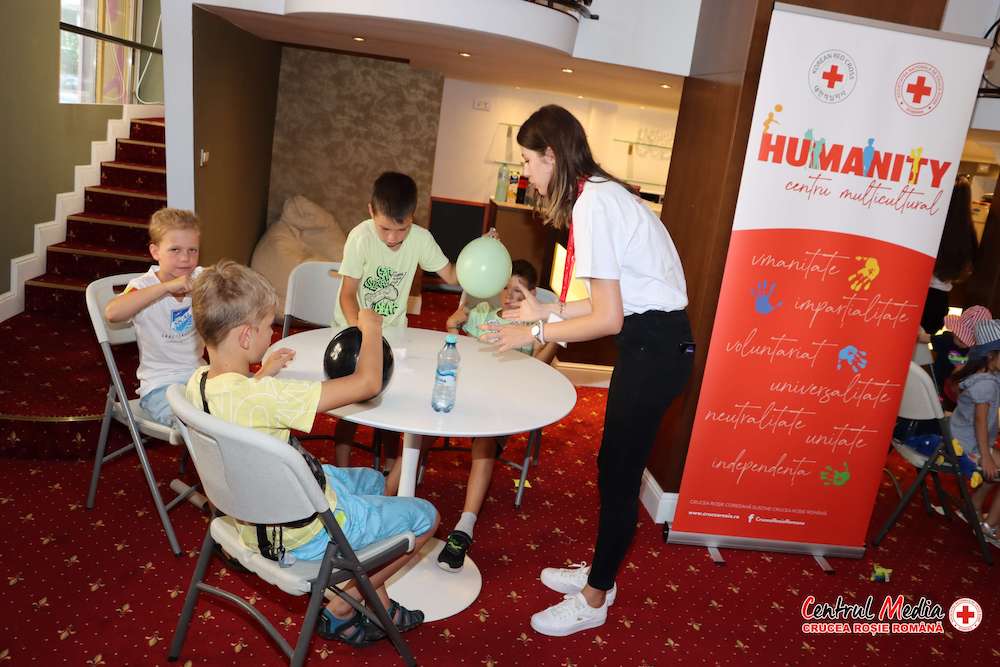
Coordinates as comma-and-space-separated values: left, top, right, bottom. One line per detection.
437, 259, 557, 573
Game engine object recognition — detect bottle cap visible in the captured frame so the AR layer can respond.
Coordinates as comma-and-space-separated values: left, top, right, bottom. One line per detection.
445, 334, 458, 344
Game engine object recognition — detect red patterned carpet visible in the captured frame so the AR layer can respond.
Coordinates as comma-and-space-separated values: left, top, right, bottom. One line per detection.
0, 290, 997, 665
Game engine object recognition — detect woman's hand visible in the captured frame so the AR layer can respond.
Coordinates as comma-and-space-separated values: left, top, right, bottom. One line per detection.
501, 283, 547, 322
446, 305, 469, 331
257, 348, 295, 378
480, 322, 533, 353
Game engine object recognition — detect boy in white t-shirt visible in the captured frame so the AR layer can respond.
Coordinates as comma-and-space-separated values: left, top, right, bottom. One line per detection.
104, 208, 204, 426
332, 172, 460, 469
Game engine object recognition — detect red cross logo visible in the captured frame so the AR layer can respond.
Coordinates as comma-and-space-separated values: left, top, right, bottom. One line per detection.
906, 75, 933, 104
956, 605, 976, 625
948, 597, 982, 632
821, 65, 844, 89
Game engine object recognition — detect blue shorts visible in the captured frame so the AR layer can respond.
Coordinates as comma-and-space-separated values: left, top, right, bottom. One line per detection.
139, 384, 179, 427
291, 465, 437, 561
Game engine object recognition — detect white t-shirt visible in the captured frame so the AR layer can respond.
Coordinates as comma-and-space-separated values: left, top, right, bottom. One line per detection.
571, 179, 688, 315
126, 266, 204, 397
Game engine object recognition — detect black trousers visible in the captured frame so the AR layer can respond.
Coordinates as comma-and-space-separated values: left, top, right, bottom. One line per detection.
588, 309, 693, 591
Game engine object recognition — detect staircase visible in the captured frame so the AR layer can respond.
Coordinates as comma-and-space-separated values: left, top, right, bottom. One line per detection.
23, 119, 166, 320
0, 119, 165, 459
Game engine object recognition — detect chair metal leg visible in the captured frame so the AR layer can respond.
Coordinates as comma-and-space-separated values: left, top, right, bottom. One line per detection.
515, 430, 540, 509
168, 526, 216, 660
349, 562, 416, 667
86, 385, 116, 509
281, 314, 291, 340
292, 547, 337, 667
882, 467, 903, 499
919, 479, 933, 515
930, 472, 952, 521
123, 407, 182, 555
874, 457, 937, 546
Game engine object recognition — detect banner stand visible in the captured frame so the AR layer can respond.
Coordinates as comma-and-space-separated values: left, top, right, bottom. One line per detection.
667, 4, 988, 564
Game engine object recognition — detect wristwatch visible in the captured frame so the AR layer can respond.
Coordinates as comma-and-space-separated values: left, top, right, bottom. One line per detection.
530, 320, 546, 345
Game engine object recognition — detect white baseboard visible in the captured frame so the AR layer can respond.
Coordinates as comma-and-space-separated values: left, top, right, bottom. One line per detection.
0, 105, 163, 323
640, 468, 678, 524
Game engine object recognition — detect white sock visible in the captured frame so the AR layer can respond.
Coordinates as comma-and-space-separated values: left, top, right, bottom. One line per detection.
454, 512, 477, 539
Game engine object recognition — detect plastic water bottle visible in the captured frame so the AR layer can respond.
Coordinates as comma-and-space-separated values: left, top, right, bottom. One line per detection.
495, 163, 509, 202
432, 334, 460, 413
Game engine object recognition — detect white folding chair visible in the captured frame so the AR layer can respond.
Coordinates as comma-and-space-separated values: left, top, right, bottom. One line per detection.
912, 341, 938, 391
873, 362, 993, 564
165, 386, 417, 666
85, 273, 195, 556
281, 260, 341, 338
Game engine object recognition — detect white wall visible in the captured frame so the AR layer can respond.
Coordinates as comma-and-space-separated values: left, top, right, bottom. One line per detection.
573, 0, 700, 76
431, 78, 678, 203
942, 0, 1000, 130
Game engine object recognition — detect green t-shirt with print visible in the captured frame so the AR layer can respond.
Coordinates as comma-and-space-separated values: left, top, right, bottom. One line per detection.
333, 219, 449, 329
462, 301, 535, 356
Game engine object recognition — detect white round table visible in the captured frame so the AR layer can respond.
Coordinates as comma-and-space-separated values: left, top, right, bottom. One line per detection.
268, 326, 577, 620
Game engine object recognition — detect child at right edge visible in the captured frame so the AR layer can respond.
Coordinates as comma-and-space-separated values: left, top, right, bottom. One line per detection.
950, 319, 1000, 545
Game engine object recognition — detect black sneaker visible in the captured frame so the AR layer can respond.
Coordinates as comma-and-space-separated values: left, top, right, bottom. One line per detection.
437, 530, 473, 573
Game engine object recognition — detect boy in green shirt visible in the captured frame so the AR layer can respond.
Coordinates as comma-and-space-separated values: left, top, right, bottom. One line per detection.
333, 172, 460, 468
437, 260, 557, 572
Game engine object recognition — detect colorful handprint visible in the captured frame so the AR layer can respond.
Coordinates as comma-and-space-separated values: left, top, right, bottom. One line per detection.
848, 256, 880, 292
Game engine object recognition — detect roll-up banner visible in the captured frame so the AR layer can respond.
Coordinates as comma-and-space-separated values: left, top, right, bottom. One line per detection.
669, 5, 989, 557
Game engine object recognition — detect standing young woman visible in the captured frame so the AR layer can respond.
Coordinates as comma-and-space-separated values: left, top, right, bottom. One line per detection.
483, 105, 693, 636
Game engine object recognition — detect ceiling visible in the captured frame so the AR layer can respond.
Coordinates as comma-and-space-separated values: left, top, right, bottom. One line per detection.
204, 6, 685, 109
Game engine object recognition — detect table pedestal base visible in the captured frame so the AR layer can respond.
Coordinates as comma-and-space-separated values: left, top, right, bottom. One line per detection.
385, 537, 482, 622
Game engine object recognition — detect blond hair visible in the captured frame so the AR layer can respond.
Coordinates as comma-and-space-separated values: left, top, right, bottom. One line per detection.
191, 260, 277, 347
149, 208, 201, 245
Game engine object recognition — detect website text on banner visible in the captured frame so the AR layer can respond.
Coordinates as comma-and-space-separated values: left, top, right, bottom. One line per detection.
669, 5, 988, 556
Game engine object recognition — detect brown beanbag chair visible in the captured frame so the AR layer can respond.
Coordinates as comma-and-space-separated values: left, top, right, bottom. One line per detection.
250, 195, 347, 316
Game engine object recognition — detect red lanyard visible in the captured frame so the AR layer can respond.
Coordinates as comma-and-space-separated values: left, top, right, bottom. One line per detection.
560, 177, 589, 303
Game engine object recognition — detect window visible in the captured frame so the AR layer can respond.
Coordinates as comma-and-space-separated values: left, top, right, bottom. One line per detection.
59, 0, 139, 104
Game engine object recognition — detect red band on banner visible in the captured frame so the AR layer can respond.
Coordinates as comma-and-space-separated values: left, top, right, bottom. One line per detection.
672, 228, 932, 546
560, 177, 589, 303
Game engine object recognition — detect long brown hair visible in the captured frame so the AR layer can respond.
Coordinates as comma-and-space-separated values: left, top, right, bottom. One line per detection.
516, 105, 626, 229
934, 179, 979, 282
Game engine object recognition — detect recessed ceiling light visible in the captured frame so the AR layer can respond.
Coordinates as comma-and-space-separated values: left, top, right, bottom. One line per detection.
561, 68, 574, 74
640, 106, 646, 110
660, 83, 671, 89
459, 52, 472, 58
352, 36, 366, 42
577, 95, 584, 99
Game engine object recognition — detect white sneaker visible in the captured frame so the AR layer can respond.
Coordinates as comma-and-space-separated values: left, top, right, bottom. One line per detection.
530, 592, 608, 637
981, 522, 1000, 547
539, 562, 616, 606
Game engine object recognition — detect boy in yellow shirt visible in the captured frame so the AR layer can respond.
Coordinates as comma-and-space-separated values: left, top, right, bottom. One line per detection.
187, 260, 438, 646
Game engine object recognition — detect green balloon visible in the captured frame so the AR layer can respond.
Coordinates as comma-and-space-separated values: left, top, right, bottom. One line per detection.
456, 237, 512, 299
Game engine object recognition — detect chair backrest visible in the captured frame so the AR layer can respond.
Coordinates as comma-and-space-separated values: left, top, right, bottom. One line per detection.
912, 342, 933, 366
284, 261, 342, 328
166, 384, 329, 525
897, 361, 944, 421
86, 273, 144, 346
